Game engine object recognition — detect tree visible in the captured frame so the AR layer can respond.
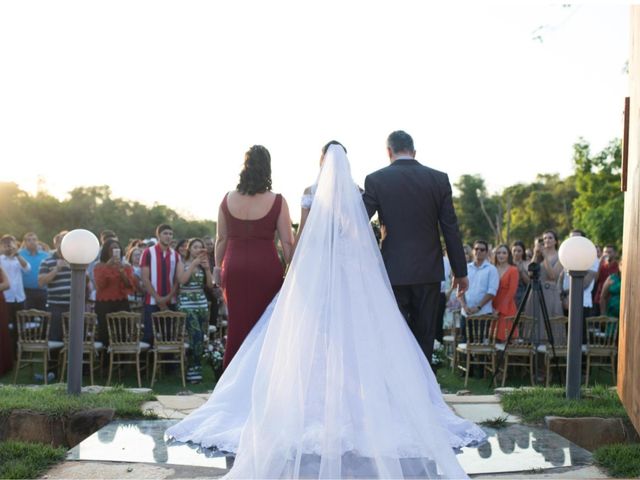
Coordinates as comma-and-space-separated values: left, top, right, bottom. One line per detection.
453, 175, 501, 245
571, 139, 623, 247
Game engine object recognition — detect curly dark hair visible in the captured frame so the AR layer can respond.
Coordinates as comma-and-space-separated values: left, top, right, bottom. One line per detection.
237, 145, 272, 195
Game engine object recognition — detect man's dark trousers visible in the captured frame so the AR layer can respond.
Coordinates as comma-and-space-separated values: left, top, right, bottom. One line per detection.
392, 282, 441, 365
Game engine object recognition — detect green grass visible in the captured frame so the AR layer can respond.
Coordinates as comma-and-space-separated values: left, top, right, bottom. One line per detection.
501, 385, 628, 424
0, 384, 156, 418
481, 415, 509, 429
594, 443, 640, 478
1, 359, 218, 395
0, 441, 66, 479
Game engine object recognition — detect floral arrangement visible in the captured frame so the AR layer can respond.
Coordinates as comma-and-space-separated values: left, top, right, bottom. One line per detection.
204, 337, 226, 378
432, 339, 447, 367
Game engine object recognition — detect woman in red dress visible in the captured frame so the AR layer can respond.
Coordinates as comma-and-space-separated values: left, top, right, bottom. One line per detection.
214, 145, 294, 369
0, 266, 13, 376
492, 244, 519, 342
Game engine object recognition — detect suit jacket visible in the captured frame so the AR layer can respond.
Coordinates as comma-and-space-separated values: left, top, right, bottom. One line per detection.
363, 159, 467, 286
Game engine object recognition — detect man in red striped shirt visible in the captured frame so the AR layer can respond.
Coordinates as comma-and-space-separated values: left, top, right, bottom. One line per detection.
140, 224, 182, 344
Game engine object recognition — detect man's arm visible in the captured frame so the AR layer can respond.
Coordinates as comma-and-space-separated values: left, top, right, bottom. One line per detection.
438, 174, 467, 279
362, 175, 379, 219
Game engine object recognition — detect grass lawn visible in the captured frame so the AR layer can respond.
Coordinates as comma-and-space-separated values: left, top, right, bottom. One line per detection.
0, 384, 156, 418
1, 358, 218, 396
0, 441, 67, 480
437, 361, 618, 396
500, 385, 627, 424
593, 443, 640, 478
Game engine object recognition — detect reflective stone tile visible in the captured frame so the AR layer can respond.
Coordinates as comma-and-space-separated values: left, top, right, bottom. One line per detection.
67, 420, 593, 476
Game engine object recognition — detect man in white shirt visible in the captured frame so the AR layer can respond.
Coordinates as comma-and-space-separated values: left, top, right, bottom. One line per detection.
459, 240, 499, 342
0, 234, 31, 356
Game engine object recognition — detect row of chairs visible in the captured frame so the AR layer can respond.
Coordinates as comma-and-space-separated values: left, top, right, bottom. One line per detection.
13, 309, 227, 388
443, 314, 618, 388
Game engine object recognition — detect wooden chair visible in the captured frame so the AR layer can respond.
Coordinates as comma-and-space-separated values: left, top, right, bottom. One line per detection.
13, 309, 64, 384
105, 311, 150, 387
150, 311, 188, 388
59, 312, 104, 385
442, 309, 461, 371
455, 314, 498, 387
539, 316, 571, 387
585, 316, 618, 385
497, 315, 536, 387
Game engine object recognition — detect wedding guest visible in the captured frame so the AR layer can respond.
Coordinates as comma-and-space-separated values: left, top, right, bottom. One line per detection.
177, 238, 213, 383
0, 235, 31, 344
600, 260, 622, 318
436, 251, 452, 343
593, 244, 619, 316
38, 231, 71, 341
94, 239, 135, 346
19, 232, 50, 310
459, 240, 499, 342
214, 145, 294, 368
202, 235, 220, 327
125, 246, 145, 304
527, 231, 564, 319
511, 240, 530, 307
463, 244, 473, 264
175, 239, 188, 262
492, 244, 519, 341
140, 224, 181, 344
0, 266, 13, 376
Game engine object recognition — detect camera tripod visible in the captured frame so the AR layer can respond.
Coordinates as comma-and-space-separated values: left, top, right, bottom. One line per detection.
490, 262, 561, 387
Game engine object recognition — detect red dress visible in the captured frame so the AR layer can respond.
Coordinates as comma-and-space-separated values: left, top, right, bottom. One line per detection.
0, 293, 13, 376
493, 265, 519, 342
221, 194, 284, 368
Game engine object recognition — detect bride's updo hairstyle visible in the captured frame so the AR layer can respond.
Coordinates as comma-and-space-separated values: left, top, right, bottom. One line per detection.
237, 145, 272, 195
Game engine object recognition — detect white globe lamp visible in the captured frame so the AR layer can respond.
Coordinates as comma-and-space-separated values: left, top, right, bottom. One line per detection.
558, 236, 597, 272
61, 229, 100, 265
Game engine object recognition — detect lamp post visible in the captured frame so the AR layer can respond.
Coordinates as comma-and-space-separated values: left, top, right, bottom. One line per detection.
558, 236, 597, 400
60, 229, 100, 395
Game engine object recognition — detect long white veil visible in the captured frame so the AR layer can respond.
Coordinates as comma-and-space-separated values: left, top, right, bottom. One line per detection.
222, 145, 482, 479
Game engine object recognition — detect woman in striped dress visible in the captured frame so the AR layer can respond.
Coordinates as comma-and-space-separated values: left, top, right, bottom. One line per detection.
177, 238, 213, 384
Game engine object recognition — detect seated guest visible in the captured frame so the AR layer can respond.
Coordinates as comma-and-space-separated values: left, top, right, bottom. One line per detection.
94, 239, 135, 346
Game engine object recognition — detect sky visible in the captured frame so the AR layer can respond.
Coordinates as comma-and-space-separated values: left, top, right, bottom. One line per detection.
0, 2, 631, 224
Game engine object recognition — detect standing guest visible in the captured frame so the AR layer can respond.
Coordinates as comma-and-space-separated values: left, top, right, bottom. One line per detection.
1, 235, 31, 314
125, 246, 145, 304
511, 240, 530, 308
0, 266, 13, 375
202, 235, 219, 327
94, 239, 135, 346
492, 244, 519, 341
38, 231, 71, 341
436, 252, 451, 343
1, 235, 31, 356
214, 145, 294, 368
177, 238, 213, 383
463, 244, 473, 264
140, 224, 181, 344
175, 239, 188, 262
593, 244, 619, 316
459, 240, 499, 341
600, 261, 622, 319
19, 232, 50, 310
528, 231, 564, 319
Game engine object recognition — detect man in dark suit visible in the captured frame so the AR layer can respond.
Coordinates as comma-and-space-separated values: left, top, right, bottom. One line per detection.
363, 130, 468, 366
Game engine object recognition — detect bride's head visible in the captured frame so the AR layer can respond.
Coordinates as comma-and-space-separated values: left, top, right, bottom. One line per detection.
320, 140, 347, 166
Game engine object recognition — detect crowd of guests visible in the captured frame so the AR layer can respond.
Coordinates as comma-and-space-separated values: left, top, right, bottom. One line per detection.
442, 230, 621, 345
0, 227, 223, 384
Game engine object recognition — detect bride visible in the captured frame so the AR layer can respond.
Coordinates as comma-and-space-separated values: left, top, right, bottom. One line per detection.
166, 144, 485, 479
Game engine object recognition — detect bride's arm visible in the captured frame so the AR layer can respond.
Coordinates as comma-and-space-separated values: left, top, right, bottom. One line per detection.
293, 186, 313, 252
276, 197, 295, 265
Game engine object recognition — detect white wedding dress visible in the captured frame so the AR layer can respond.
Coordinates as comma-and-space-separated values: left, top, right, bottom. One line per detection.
166, 146, 486, 479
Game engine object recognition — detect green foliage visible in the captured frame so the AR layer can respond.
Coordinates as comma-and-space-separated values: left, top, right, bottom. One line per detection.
501, 386, 627, 423
0, 384, 156, 418
454, 175, 501, 244
0, 183, 216, 247
0, 441, 66, 479
572, 139, 624, 248
594, 443, 640, 478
